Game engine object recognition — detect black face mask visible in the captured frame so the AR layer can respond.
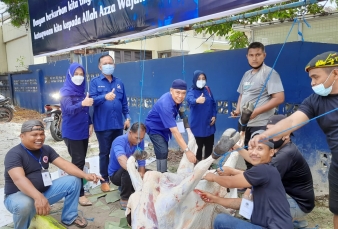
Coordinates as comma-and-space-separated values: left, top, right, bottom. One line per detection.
249, 62, 263, 70
270, 138, 285, 149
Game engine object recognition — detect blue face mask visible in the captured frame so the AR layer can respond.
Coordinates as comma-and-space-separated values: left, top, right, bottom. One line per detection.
312, 70, 336, 96
101, 64, 115, 75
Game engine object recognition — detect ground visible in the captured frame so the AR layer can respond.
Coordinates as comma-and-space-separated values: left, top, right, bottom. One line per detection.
0, 107, 334, 229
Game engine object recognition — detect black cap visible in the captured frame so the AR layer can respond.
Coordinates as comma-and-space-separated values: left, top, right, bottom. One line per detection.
267, 115, 293, 136
250, 130, 274, 149
305, 51, 338, 72
21, 120, 44, 133
171, 79, 187, 90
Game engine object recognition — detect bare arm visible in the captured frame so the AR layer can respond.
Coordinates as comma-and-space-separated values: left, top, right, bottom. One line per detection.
117, 155, 128, 170
197, 189, 242, 210
8, 167, 50, 215
252, 92, 284, 118
204, 172, 251, 189
233, 144, 252, 164
232, 94, 242, 116
217, 166, 244, 176
170, 127, 196, 163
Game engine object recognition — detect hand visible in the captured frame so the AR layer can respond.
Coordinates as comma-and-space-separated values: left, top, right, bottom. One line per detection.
203, 172, 216, 182
249, 109, 258, 120
186, 150, 197, 164
195, 189, 218, 203
124, 119, 130, 130
34, 194, 50, 216
217, 166, 233, 176
84, 173, 104, 184
196, 93, 205, 104
105, 88, 116, 101
210, 117, 216, 126
231, 110, 239, 117
139, 171, 145, 179
89, 124, 93, 137
249, 133, 268, 149
82, 92, 94, 106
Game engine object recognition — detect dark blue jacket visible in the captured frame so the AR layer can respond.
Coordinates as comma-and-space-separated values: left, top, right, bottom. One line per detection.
186, 70, 216, 137
89, 74, 130, 132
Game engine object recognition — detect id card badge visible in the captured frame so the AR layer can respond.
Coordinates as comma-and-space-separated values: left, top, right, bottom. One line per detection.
41, 169, 52, 186
239, 197, 254, 219
176, 121, 185, 133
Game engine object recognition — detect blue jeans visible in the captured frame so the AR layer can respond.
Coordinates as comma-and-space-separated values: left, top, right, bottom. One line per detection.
4, 175, 81, 229
96, 129, 123, 182
214, 214, 264, 229
287, 195, 307, 220
149, 134, 168, 159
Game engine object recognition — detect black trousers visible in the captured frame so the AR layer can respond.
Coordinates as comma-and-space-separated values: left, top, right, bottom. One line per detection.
110, 167, 134, 200
242, 125, 266, 170
195, 134, 215, 161
64, 138, 89, 197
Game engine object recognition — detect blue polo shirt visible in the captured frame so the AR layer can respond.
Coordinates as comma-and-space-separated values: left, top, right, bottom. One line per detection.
145, 92, 180, 141
108, 134, 145, 175
89, 74, 131, 132
60, 95, 92, 140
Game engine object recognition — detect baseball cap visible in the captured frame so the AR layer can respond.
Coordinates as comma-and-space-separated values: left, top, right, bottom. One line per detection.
305, 51, 338, 72
21, 120, 45, 133
250, 130, 274, 149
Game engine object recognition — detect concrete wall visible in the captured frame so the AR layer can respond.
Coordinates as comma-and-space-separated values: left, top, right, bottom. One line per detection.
252, 14, 338, 45
0, 27, 8, 73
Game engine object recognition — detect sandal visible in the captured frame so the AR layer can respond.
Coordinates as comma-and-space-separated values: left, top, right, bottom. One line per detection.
63, 215, 88, 228
79, 196, 92, 206
120, 199, 128, 210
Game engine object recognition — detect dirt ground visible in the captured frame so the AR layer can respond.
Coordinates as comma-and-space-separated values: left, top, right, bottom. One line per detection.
0, 107, 334, 229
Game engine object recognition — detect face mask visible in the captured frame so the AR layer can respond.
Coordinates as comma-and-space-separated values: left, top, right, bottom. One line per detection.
269, 138, 285, 149
71, 75, 84, 85
196, 80, 206, 89
101, 64, 115, 75
312, 71, 336, 96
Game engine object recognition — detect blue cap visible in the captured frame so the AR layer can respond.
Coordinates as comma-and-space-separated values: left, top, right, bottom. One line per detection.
171, 79, 187, 90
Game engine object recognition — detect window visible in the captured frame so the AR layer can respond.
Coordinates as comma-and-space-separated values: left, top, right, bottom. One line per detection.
114, 49, 152, 63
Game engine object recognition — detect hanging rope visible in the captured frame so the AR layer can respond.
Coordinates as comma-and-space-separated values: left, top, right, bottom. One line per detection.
137, 37, 146, 151
180, 28, 186, 81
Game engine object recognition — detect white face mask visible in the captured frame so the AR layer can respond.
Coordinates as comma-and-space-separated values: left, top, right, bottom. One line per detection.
196, 80, 206, 89
71, 75, 84, 85
312, 70, 336, 96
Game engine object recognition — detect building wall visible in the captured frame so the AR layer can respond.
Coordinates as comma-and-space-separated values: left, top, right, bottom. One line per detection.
0, 27, 8, 73
252, 14, 338, 45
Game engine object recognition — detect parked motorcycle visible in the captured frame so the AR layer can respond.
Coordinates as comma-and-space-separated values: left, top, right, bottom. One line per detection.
0, 93, 15, 122
43, 93, 63, 141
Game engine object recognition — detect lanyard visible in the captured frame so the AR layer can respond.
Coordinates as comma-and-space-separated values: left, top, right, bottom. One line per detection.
20, 143, 44, 170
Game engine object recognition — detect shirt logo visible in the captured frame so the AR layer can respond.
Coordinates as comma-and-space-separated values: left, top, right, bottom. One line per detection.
117, 84, 121, 89
43, 156, 49, 163
98, 85, 105, 88
243, 82, 254, 91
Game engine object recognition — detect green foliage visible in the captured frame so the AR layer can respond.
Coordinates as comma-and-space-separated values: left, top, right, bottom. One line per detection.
195, 0, 337, 50
2, 0, 29, 28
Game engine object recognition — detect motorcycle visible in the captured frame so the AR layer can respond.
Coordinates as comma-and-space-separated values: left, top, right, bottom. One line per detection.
43, 93, 63, 141
0, 93, 15, 122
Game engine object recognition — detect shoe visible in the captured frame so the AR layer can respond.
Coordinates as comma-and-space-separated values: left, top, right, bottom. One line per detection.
101, 183, 110, 192
79, 196, 92, 206
293, 220, 308, 228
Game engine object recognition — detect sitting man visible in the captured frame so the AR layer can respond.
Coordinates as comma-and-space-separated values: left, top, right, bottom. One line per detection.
108, 122, 147, 210
232, 115, 315, 228
199, 130, 293, 229
4, 120, 103, 229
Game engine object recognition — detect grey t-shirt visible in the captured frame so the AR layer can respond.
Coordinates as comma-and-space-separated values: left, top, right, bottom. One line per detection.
237, 64, 284, 127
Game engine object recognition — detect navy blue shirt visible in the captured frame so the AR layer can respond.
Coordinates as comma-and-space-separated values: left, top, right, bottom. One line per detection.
244, 164, 293, 229
89, 74, 130, 131
61, 95, 92, 140
145, 92, 180, 141
298, 93, 338, 167
272, 142, 314, 213
186, 86, 216, 137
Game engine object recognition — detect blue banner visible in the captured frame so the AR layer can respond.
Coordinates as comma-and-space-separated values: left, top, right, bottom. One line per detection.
28, 0, 286, 56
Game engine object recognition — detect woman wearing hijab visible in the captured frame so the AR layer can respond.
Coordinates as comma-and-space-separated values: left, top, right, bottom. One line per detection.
186, 70, 217, 162
60, 62, 94, 206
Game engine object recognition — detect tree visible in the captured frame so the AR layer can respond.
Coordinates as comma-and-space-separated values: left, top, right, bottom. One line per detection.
195, 0, 338, 49
2, 0, 29, 28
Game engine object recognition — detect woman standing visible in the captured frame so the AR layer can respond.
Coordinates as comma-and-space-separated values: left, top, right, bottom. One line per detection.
60, 62, 94, 206
186, 70, 217, 162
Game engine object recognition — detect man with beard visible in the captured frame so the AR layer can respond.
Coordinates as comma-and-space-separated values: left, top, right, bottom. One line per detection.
231, 42, 284, 170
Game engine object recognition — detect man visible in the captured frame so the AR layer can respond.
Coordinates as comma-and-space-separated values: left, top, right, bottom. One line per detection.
145, 79, 197, 173
4, 120, 103, 229
108, 122, 147, 210
233, 115, 314, 228
250, 51, 338, 228
199, 130, 293, 229
89, 54, 131, 192
231, 42, 284, 169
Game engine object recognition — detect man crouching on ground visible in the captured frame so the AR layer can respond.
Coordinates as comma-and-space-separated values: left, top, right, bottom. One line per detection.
4, 120, 103, 229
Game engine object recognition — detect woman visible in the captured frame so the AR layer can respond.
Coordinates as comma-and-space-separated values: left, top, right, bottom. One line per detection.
186, 70, 216, 162
60, 62, 94, 206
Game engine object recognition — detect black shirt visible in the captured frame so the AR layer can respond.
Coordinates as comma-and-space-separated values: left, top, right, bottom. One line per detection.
298, 93, 338, 167
272, 142, 315, 213
244, 164, 293, 229
4, 144, 59, 195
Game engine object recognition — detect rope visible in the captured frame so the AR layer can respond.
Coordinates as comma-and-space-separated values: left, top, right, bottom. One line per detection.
137, 37, 146, 150
180, 28, 186, 80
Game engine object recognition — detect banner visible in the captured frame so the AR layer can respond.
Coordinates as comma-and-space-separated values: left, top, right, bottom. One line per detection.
28, 0, 289, 56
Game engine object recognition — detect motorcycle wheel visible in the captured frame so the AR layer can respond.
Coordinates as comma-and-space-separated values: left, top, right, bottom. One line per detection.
50, 114, 63, 141
0, 107, 13, 122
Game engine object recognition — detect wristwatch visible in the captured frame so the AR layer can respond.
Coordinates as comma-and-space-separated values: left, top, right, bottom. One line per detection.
184, 147, 189, 152
126, 118, 131, 121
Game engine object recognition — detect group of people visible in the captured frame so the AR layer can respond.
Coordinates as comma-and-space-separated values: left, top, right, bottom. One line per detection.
3, 43, 338, 229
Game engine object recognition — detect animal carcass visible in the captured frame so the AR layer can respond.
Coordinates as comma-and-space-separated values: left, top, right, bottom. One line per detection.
126, 127, 240, 229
